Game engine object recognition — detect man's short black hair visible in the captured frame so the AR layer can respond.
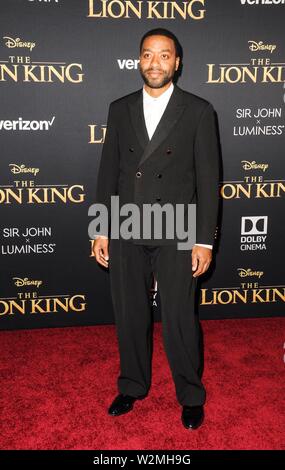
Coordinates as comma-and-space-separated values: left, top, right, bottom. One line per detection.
140, 28, 182, 59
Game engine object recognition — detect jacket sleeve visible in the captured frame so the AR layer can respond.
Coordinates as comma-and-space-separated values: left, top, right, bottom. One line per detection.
194, 102, 220, 246
95, 102, 120, 237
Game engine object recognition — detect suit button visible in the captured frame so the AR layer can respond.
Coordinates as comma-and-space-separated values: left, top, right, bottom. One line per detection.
136, 171, 142, 178
166, 148, 172, 154
129, 147, 134, 152
157, 174, 162, 178
156, 197, 161, 201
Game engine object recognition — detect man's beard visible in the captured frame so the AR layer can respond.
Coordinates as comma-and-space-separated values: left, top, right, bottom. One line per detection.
139, 67, 174, 89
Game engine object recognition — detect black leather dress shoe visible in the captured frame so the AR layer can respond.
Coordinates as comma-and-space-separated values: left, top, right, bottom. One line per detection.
181, 405, 204, 430
108, 393, 146, 416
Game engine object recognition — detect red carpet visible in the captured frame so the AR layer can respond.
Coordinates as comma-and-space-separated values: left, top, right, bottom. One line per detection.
0, 318, 284, 450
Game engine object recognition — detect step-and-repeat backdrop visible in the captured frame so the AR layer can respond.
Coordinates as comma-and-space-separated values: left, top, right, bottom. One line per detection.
1, 0, 284, 330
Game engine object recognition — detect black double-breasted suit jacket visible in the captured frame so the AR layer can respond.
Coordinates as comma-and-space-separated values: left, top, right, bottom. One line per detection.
95, 83, 220, 247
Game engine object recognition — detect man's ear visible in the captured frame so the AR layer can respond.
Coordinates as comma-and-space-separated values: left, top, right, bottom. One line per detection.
175, 56, 180, 71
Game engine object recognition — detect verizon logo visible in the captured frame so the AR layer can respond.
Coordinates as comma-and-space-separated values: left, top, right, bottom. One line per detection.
0, 116, 56, 131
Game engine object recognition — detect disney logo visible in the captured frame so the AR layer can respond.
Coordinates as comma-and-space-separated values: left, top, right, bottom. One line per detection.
248, 41, 276, 54
3, 36, 36, 52
9, 164, 40, 176
237, 268, 264, 279
13, 277, 43, 288
241, 160, 268, 172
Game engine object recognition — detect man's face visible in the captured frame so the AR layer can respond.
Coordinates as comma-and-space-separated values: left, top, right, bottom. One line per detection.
139, 35, 180, 89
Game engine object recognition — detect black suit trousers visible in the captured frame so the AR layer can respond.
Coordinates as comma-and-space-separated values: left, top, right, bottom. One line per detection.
108, 237, 206, 407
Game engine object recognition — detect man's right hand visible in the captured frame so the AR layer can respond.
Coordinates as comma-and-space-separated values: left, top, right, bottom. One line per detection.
93, 237, 109, 268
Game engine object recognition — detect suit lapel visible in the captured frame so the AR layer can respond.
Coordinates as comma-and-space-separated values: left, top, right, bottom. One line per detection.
128, 83, 186, 167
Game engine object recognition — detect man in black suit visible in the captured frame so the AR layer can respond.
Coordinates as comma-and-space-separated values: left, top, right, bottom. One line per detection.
93, 28, 220, 430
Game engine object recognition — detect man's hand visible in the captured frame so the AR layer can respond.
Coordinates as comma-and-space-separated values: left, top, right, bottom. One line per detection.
92, 237, 109, 268
192, 245, 212, 277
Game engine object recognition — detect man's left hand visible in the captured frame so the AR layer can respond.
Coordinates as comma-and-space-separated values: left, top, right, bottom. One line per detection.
192, 246, 212, 277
